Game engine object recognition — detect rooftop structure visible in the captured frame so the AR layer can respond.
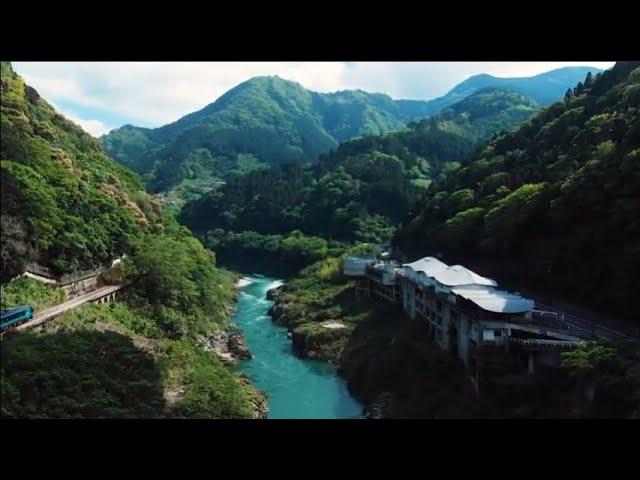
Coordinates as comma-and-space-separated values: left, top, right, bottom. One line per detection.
450, 285, 534, 314
433, 265, 497, 288
403, 256, 448, 277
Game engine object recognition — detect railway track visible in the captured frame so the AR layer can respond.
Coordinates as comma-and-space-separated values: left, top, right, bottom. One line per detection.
13, 284, 123, 332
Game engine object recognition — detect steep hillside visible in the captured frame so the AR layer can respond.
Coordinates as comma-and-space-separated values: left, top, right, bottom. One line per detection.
0, 62, 162, 280
395, 61, 640, 321
179, 88, 540, 248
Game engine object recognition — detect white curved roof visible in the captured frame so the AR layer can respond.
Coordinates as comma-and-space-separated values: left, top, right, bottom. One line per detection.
451, 286, 534, 313
403, 257, 449, 276
433, 265, 497, 287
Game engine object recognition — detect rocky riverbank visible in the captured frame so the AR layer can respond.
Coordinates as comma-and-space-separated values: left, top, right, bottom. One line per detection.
201, 329, 252, 366
237, 373, 269, 419
193, 326, 268, 419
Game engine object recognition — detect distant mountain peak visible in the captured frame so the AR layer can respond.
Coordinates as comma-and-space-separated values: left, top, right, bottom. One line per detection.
101, 65, 608, 193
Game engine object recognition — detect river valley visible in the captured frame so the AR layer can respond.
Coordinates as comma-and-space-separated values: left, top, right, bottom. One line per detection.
232, 275, 363, 419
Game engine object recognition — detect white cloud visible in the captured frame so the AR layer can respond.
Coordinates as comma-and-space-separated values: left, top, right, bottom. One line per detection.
70, 117, 111, 137
49, 101, 112, 137
11, 62, 616, 131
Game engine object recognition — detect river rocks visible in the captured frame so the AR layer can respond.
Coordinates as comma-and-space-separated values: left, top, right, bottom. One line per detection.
267, 304, 280, 318
267, 302, 289, 325
228, 332, 252, 360
237, 373, 269, 419
265, 285, 283, 301
202, 329, 252, 365
201, 331, 231, 361
363, 392, 392, 419
321, 321, 346, 330
251, 391, 269, 419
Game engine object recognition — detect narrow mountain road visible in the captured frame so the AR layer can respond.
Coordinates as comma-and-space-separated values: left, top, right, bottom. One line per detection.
16, 284, 123, 331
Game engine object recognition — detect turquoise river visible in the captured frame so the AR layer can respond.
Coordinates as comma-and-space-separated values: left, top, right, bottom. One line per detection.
232, 274, 363, 419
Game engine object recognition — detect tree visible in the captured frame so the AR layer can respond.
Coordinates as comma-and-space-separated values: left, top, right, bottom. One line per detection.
565, 88, 574, 101
584, 71, 594, 89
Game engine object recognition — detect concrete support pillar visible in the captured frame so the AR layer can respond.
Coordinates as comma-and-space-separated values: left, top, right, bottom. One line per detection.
528, 352, 535, 375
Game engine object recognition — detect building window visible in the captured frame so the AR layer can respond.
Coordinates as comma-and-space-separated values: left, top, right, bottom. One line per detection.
494, 329, 503, 338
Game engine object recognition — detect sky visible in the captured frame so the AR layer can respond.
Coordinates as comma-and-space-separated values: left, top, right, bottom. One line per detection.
12, 62, 615, 137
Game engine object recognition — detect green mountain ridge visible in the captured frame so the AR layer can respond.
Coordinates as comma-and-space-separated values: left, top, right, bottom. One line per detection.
102, 76, 412, 193
102, 68, 598, 194
421, 66, 603, 114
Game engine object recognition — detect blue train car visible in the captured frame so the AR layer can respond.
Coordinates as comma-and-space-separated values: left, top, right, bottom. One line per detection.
1, 305, 34, 330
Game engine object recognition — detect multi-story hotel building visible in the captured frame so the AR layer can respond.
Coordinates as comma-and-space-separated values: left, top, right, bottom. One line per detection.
344, 255, 583, 390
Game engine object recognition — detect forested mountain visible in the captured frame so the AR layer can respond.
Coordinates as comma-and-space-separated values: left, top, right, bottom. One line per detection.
102, 76, 422, 192
101, 68, 595, 195
413, 66, 603, 115
179, 88, 540, 243
0, 62, 265, 419
0, 61, 161, 280
394, 62, 640, 321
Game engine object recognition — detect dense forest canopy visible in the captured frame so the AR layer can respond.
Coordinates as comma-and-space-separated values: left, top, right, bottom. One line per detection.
179, 88, 541, 244
394, 61, 640, 321
0, 62, 163, 281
